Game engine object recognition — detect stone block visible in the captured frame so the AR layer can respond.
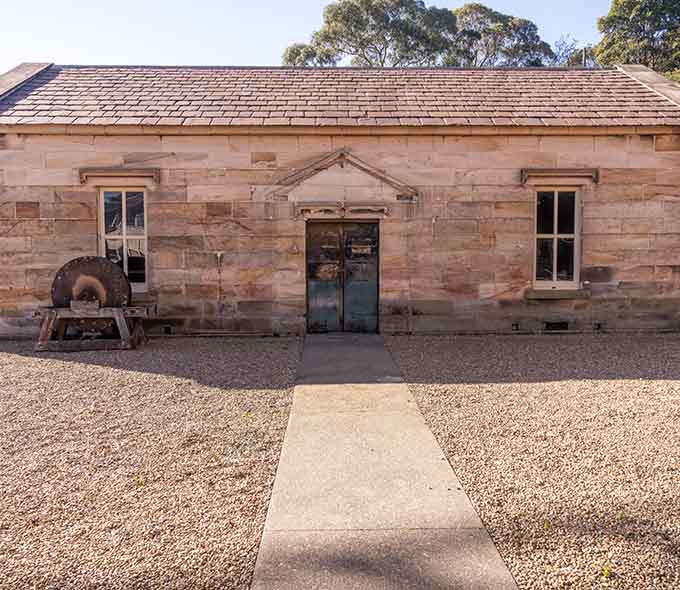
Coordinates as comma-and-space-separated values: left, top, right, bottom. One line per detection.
583, 235, 650, 251
54, 220, 97, 235
185, 251, 220, 269
187, 184, 252, 201
454, 168, 520, 186
0, 236, 31, 252
587, 184, 646, 202
493, 201, 533, 218
540, 136, 594, 153
600, 168, 657, 185
584, 201, 663, 219
0, 202, 15, 218
147, 186, 188, 202
206, 202, 232, 218
446, 202, 493, 219
16, 202, 40, 219
655, 135, 680, 152
40, 202, 95, 220
582, 218, 622, 234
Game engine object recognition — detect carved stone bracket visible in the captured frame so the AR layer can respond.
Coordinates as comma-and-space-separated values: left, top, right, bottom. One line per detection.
295, 201, 389, 219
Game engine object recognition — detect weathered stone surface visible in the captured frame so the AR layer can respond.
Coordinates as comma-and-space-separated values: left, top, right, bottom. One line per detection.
1, 130, 680, 336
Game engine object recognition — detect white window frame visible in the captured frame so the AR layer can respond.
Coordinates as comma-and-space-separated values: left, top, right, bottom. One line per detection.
98, 187, 148, 293
533, 187, 581, 290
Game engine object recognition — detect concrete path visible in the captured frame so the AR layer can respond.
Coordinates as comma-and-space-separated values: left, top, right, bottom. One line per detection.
251, 334, 517, 590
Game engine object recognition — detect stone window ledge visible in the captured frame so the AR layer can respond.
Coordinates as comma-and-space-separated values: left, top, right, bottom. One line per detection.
525, 287, 591, 300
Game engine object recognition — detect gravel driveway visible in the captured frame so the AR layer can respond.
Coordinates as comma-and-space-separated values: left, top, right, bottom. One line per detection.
387, 334, 680, 590
0, 337, 301, 590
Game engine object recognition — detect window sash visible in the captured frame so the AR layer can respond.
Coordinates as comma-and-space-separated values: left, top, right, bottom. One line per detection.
534, 189, 580, 288
98, 188, 148, 292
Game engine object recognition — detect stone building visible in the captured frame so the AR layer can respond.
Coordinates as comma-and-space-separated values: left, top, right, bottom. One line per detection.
1, 62, 680, 336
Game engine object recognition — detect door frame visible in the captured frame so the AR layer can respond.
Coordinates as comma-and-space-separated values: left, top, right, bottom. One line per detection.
304, 219, 380, 334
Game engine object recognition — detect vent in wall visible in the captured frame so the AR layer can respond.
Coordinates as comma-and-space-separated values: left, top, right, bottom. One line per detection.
544, 321, 569, 332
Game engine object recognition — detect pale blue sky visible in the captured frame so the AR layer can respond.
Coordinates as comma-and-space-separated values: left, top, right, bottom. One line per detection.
1, 0, 611, 74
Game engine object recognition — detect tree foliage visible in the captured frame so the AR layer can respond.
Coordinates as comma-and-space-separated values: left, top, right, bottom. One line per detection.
446, 3, 554, 67
552, 35, 598, 67
596, 0, 680, 73
283, 0, 458, 67
282, 0, 554, 68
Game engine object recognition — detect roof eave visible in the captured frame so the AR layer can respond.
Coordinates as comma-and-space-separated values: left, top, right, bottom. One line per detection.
2, 123, 680, 136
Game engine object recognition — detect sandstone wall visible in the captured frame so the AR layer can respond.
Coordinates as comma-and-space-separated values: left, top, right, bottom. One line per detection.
1, 131, 679, 336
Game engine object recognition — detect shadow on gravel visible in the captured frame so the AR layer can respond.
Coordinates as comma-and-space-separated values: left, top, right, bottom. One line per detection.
386, 333, 680, 384
1, 336, 302, 390
5, 332, 680, 387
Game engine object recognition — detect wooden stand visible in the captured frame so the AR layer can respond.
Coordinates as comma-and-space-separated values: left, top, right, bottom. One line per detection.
34, 302, 150, 352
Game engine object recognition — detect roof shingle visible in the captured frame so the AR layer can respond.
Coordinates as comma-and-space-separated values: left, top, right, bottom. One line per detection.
1, 64, 680, 127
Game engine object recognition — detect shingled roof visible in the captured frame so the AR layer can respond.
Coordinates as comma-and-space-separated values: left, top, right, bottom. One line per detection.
1, 63, 680, 128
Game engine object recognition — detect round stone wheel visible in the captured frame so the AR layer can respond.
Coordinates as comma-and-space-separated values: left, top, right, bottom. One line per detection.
51, 256, 132, 308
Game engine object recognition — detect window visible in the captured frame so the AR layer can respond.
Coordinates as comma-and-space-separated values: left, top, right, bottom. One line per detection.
534, 189, 579, 288
99, 189, 147, 291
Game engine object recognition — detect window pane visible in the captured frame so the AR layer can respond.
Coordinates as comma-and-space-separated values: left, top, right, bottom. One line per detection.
557, 238, 575, 281
558, 191, 576, 234
127, 238, 146, 283
537, 192, 554, 234
126, 192, 145, 235
104, 239, 124, 271
536, 238, 554, 281
104, 192, 122, 235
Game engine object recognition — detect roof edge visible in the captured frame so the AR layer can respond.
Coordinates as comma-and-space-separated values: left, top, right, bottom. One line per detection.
1, 123, 679, 137
0, 62, 53, 102
617, 64, 680, 108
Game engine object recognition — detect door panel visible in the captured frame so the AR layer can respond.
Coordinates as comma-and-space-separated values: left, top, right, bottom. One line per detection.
306, 222, 379, 333
306, 223, 342, 332
343, 223, 379, 333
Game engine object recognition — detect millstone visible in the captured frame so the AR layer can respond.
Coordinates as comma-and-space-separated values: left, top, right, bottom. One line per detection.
51, 256, 132, 308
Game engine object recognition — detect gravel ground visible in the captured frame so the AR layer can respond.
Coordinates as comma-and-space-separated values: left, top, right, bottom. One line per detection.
387, 334, 680, 590
0, 337, 301, 590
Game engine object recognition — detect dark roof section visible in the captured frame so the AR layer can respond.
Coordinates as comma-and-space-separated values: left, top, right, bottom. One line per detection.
1, 64, 680, 127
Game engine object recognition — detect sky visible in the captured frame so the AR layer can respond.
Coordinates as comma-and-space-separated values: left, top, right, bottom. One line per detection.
1, 0, 612, 74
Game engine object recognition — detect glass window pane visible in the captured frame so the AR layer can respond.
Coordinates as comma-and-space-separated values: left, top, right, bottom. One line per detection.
536, 238, 554, 281
557, 238, 575, 281
126, 192, 145, 235
126, 239, 146, 283
558, 191, 576, 234
104, 239, 124, 271
104, 192, 122, 235
537, 192, 554, 234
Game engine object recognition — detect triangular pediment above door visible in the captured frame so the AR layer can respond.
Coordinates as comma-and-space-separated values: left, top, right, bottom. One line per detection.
259, 148, 418, 203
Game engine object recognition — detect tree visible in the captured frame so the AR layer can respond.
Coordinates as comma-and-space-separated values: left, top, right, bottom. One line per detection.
282, 0, 459, 67
552, 35, 598, 67
445, 3, 555, 67
596, 0, 680, 73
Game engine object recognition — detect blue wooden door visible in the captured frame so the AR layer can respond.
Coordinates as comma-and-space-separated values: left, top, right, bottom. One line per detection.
306, 222, 378, 333
343, 223, 379, 333
306, 223, 343, 332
